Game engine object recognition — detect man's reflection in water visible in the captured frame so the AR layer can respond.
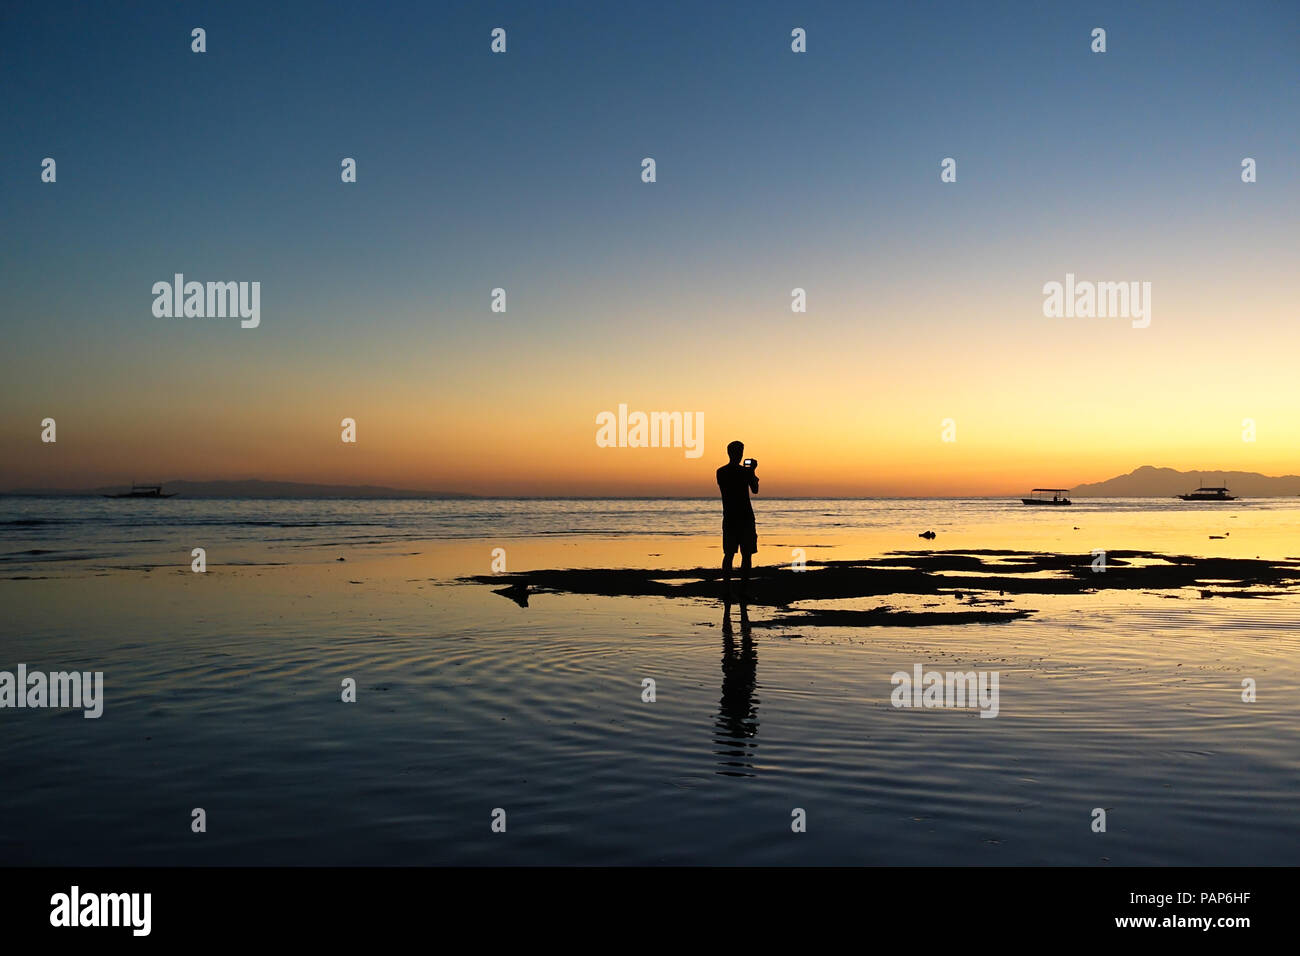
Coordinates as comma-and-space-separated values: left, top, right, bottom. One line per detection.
714, 600, 760, 776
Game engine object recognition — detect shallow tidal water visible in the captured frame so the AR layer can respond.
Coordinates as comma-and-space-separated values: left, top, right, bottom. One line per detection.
2, 498, 1298, 865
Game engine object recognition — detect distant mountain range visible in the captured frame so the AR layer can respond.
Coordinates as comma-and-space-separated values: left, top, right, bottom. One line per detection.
5, 467, 1299, 498
1, 480, 476, 499
1071, 466, 1300, 497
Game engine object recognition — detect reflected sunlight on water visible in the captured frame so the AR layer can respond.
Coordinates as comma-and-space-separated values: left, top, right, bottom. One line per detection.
2, 498, 1298, 864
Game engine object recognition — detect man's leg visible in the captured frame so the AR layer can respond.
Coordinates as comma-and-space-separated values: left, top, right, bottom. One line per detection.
722, 522, 736, 593
739, 524, 756, 594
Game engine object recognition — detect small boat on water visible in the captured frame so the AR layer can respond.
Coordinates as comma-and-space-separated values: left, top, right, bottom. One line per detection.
1021, 488, 1071, 506
1178, 484, 1236, 502
103, 483, 176, 499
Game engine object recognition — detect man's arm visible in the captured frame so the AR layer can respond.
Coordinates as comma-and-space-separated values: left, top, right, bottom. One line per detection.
748, 471, 759, 494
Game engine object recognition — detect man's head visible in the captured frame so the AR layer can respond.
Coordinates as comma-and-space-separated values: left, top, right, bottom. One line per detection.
727, 440, 744, 464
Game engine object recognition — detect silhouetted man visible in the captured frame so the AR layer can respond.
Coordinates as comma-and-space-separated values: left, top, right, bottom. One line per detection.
717, 440, 758, 596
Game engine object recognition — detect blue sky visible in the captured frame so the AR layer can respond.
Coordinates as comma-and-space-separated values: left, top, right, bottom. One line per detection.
2, 1, 1297, 492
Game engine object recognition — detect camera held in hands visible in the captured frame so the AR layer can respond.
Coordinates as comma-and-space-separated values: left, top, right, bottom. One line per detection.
742, 458, 757, 469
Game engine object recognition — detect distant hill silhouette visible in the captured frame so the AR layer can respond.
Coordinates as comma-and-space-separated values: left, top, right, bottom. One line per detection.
1072, 466, 1300, 497
2, 480, 476, 499
8, 468, 1300, 499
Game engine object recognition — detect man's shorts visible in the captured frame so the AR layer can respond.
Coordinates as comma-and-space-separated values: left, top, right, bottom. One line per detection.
722, 518, 757, 557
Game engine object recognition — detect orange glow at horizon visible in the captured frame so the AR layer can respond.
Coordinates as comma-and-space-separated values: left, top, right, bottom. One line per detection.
4, 261, 1298, 496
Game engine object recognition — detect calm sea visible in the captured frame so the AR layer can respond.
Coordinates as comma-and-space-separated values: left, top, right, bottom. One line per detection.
4, 495, 1300, 567
2, 496, 1298, 865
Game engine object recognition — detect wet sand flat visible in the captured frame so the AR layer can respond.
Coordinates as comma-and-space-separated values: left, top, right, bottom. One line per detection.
3, 529, 1299, 865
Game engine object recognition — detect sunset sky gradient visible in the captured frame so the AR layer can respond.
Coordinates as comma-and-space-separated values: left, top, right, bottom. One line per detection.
2, 0, 1297, 495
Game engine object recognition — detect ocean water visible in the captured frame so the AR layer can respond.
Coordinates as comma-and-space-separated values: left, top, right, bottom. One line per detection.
4, 495, 1300, 568
2, 497, 1299, 865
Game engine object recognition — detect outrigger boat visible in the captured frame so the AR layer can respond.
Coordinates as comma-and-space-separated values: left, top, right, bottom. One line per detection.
1177, 483, 1236, 502
103, 483, 176, 499
1021, 488, 1071, 506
